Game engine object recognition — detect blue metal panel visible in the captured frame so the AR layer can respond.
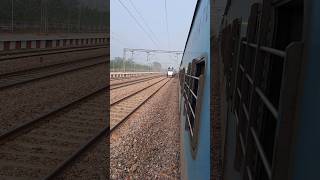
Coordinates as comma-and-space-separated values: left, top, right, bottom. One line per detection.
180, 0, 210, 179
293, 1, 320, 179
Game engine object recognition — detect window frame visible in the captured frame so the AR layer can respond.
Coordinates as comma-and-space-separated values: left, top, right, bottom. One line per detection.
181, 56, 206, 158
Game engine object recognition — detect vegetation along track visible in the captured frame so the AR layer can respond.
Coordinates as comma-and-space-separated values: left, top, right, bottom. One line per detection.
0, 86, 108, 179
110, 77, 171, 132
0, 56, 107, 90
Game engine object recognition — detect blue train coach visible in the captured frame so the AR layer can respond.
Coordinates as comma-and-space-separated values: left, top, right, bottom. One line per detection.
178, 0, 210, 179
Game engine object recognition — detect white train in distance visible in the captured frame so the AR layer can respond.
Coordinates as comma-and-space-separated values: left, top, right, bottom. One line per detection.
167, 67, 175, 78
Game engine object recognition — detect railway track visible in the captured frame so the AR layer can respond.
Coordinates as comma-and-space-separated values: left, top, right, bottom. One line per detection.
110, 77, 166, 104
0, 57, 107, 90
0, 40, 168, 178
0, 45, 108, 77
0, 44, 108, 60
110, 78, 171, 132
0, 76, 170, 179
0, 86, 108, 179
110, 75, 163, 90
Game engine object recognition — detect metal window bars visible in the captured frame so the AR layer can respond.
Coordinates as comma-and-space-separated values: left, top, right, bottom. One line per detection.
232, 2, 275, 180
183, 72, 199, 137
231, 1, 304, 180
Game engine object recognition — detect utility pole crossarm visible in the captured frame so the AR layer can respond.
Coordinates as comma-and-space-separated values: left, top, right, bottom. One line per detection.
123, 48, 183, 54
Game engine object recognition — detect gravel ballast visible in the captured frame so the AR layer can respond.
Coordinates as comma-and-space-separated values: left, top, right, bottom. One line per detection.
0, 63, 106, 135
110, 78, 180, 179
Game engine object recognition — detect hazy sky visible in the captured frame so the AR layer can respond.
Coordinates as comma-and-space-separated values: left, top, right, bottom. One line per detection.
111, 0, 197, 68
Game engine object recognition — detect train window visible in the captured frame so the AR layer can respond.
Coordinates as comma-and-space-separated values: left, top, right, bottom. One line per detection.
179, 68, 185, 93
182, 57, 205, 157
230, 0, 304, 180
220, 18, 242, 100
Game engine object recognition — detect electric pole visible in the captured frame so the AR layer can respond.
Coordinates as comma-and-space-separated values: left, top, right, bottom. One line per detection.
122, 49, 126, 72
146, 52, 150, 72
123, 48, 183, 73
40, 0, 48, 33
11, 0, 14, 32
78, 3, 82, 32
130, 51, 134, 72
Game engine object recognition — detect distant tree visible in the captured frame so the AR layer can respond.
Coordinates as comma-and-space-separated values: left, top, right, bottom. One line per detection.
110, 57, 150, 72
152, 62, 162, 72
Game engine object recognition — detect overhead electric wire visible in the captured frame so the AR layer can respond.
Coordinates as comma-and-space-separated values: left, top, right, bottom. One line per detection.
110, 35, 131, 47
117, 0, 160, 48
164, 0, 171, 49
110, 30, 123, 39
126, 0, 161, 45
110, 30, 132, 47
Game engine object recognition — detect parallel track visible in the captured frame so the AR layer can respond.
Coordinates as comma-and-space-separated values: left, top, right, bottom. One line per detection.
45, 78, 170, 179
110, 75, 163, 90
0, 77, 171, 179
0, 57, 107, 90
110, 78, 171, 131
0, 44, 108, 60
0, 86, 108, 179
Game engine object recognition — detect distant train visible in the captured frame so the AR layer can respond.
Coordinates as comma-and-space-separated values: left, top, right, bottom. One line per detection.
212, 0, 320, 180
167, 67, 175, 78
178, 0, 210, 179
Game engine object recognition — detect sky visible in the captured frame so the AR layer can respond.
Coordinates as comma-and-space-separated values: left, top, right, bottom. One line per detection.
111, 0, 197, 69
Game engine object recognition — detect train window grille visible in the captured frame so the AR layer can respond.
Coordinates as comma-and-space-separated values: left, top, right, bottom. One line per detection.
182, 57, 205, 155
221, 18, 242, 100
179, 68, 185, 93
231, 1, 304, 180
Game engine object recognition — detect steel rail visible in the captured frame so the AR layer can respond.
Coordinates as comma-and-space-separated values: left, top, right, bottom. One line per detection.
110, 77, 167, 106
0, 86, 107, 179
0, 53, 107, 77
110, 78, 171, 132
0, 85, 107, 142
43, 78, 170, 179
0, 57, 107, 90
110, 75, 160, 87
0, 76, 169, 179
42, 126, 109, 180
0, 44, 108, 61
110, 75, 163, 90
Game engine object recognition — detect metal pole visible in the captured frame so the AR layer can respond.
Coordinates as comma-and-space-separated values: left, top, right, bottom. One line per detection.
146, 52, 150, 72
134, 61, 136, 72
112, 60, 114, 72
45, 0, 48, 33
11, 0, 14, 32
176, 53, 180, 69
78, 4, 81, 32
40, 0, 42, 33
131, 51, 134, 72
122, 49, 126, 72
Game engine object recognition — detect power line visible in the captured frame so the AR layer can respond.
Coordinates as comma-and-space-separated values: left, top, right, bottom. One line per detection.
117, 0, 160, 48
110, 30, 122, 38
164, 0, 170, 49
110, 35, 131, 47
126, 0, 161, 45
110, 30, 130, 45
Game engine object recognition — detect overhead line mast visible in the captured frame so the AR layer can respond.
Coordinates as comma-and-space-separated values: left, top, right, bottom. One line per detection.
122, 48, 183, 72
123, 48, 183, 54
